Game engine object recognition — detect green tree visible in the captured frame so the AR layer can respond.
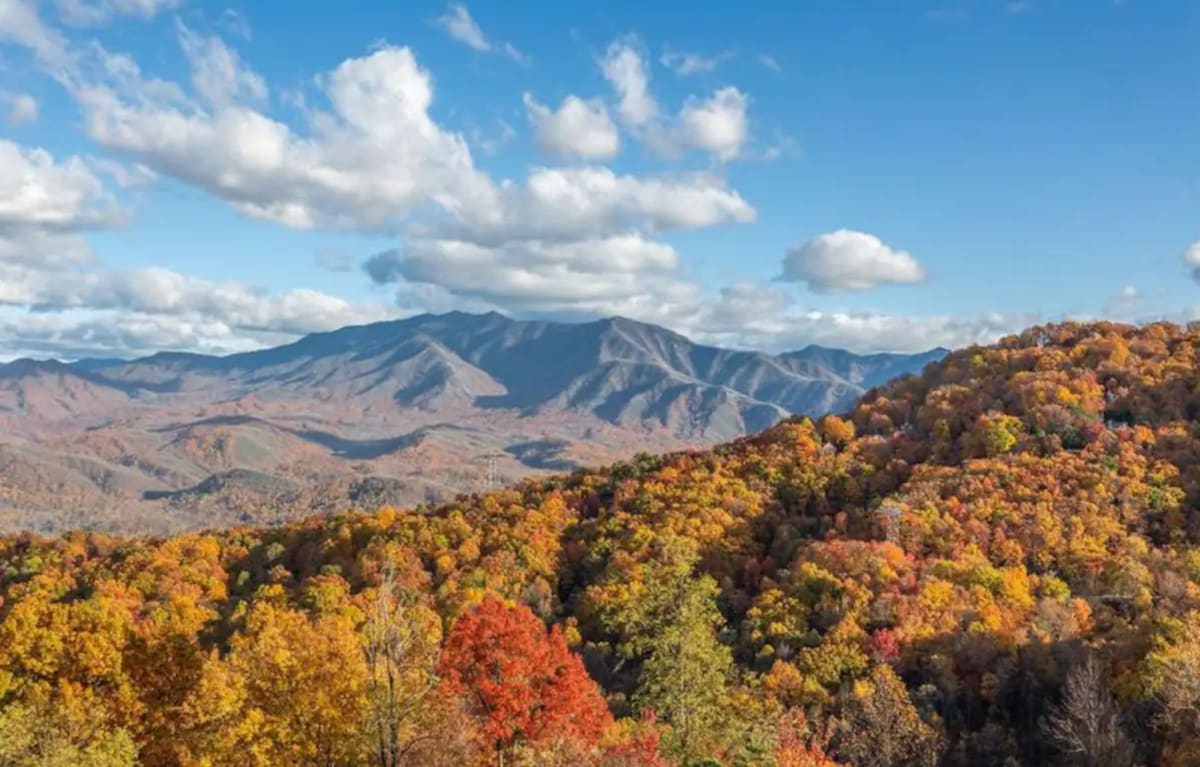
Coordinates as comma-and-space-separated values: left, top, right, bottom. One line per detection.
0, 702, 137, 767
602, 536, 735, 765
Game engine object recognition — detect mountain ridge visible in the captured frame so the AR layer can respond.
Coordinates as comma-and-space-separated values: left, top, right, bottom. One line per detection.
0, 312, 945, 533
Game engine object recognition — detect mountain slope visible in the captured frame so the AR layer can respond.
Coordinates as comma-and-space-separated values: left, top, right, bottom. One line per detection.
0, 312, 942, 532
80, 312, 936, 436
0, 359, 135, 420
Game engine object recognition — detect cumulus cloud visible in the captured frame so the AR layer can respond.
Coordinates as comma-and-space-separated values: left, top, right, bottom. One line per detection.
0, 138, 114, 275
0, 140, 122, 233
15, 30, 761, 349
601, 40, 749, 161
69, 41, 485, 231
435, 4, 524, 62
678, 87, 748, 162
367, 235, 688, 312
1184, 241, 1200, 282
433, 166, 755, 246
0, 258, 395, 356
1, 31, 769, 355
0, 8, 1033, 358
0, 137, 394, 357
781, 230, 927, 293
523, 92, 619, 160
367, 167, 753, 314
0, 307, 261, 359
3, 265, 388, 333
601, 39, 658, 127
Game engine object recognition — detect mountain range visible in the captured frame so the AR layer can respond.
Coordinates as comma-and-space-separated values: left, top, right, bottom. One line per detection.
0, 311, 945, 533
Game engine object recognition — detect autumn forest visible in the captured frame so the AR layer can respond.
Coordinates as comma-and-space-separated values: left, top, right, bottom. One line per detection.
6, 321, 1200, 767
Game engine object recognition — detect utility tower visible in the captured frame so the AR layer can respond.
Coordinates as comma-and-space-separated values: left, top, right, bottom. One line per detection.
484, 455, 499, 491
875, 504, 904, 545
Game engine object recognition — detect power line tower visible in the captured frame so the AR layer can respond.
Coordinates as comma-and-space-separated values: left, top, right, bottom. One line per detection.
874, 503, 904, 546
484, 455, 499, 491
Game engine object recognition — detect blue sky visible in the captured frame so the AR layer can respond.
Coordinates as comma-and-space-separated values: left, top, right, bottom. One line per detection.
0, 0, 1196, 358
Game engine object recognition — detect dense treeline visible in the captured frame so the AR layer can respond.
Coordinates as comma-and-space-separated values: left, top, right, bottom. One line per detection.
5, 321, 1200, 765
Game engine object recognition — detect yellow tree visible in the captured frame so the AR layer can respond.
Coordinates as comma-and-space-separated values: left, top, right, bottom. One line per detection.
361, 561, 446, 767
178, 588, 369, 767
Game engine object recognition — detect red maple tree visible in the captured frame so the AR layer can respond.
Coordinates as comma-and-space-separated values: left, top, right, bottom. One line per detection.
438, 596, 613, 765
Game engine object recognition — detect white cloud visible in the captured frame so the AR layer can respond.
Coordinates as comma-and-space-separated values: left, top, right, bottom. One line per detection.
177, 21, 268, 107
368, 167, 754, 314
0, 304, 373, 360
0, 137, 394, 357
0, 140, 111, 275
781, 230, 927, 293
42, 35, 762, 344
435, 4, 525, 62
4, 92, 38, 124
54, 0, 180, 26
0, 259, 395, 348
0, 307, 258, 359
436, 3, 487, 51
0, 19, 1024, 358
0, 0, 66, 63
219, 7, 252, 41
4, 35, 770, 355
601, 39, 749, 162
601, 39, 659, 127
70, 42, 484, 231
6, 265, 387, 332
651, 282, 1029, 353
0, 230, 93, 270
1184, 241, 1200, 281
678, 87, 748, 162
0, 140, 122, 232
431, 166, 755, 246
368, 234, 687, 312
523, 92, 619, 160
660, 48, 731, 76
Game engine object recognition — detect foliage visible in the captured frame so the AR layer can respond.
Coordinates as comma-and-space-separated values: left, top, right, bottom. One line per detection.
437, 597, 613, 764
5, 322, 1200, 764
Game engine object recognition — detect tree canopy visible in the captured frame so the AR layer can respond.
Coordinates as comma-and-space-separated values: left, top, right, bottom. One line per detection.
6, 321, 1200, 765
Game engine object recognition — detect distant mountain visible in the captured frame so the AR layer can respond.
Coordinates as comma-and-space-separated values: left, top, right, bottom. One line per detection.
0, 312, 945, 533
0, 359, 133, 420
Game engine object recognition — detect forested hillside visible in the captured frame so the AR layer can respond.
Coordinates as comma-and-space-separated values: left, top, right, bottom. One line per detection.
4, 321, 1200, 766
